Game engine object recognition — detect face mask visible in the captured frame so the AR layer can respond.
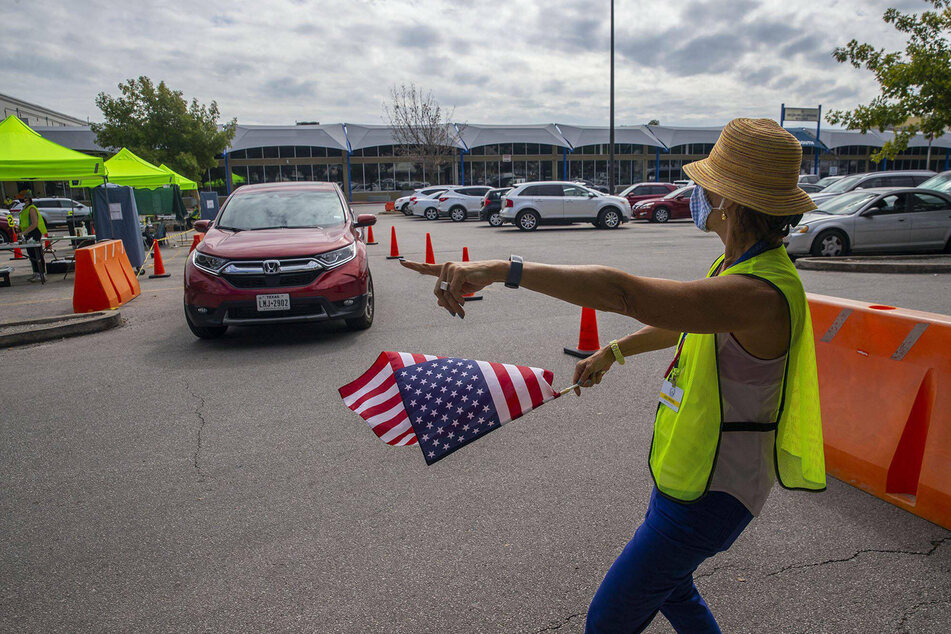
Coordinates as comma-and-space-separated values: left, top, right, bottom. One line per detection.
689, 186, 726, 232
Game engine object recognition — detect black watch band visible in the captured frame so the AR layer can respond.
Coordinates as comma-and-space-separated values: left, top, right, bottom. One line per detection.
505, 255, 523, 289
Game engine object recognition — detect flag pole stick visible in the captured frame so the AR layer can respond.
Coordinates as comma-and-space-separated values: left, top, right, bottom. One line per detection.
559, 383, 580, 396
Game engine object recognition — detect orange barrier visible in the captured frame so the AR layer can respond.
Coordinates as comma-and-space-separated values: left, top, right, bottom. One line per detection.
73, 240, 141, 313
809, 293, 951, 530
564, 307, 601, 358
384, 201, 395, 211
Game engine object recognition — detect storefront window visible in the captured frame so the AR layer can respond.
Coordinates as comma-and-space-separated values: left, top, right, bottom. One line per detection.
263, 147, 279, 159
540, 160, 553, 181
245, 147, 263, 159
265, 165, 281, 182
294, 146, 311, 158
279, 146, 295, 158
229, 149, 247, 159
248, 165, 265, 185
485, 161, 500, 187
328, 164, 343, 187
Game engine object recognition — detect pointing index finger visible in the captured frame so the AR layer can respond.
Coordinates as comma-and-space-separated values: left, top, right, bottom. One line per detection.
400, 260, 441, 276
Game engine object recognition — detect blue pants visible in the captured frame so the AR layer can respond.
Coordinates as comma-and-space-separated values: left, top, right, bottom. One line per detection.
586, 488, 753, 633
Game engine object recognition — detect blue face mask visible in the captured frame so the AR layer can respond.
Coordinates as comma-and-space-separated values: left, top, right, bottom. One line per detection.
689, 186, 713, 232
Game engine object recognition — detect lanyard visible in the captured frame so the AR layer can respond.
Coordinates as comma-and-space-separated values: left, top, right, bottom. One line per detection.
664, 333, 687, 381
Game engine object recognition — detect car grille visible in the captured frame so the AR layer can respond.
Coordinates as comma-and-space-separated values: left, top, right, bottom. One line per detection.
222, 271, 321, 289
227, 302, 325, 321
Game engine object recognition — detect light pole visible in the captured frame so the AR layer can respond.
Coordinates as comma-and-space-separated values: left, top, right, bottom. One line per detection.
608, 0, 615, 193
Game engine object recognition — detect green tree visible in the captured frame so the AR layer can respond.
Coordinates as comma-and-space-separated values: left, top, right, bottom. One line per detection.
92, 77, 236, 184
827, 0, 951, 164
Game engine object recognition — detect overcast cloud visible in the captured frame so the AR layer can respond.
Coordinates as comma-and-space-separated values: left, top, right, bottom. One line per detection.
0, 0, 922, 126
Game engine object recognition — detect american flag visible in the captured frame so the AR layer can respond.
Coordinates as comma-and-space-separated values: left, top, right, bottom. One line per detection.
339, 352, 560, 464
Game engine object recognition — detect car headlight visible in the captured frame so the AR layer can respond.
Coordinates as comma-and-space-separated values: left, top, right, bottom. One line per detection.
316, 243, 356, 269
792, 225, 810, 234
192, 250, 229, 275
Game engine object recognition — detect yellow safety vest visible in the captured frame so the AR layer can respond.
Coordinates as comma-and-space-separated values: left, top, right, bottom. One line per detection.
19, 204, 47, 235
649, 246, 826, 502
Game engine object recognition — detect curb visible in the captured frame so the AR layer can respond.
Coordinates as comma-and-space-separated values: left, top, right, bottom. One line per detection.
795, 256, 951, 274
0, 311, 123, 348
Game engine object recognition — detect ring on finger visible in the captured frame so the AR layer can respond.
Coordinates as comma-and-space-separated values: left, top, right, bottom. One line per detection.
439, 281, 449, 290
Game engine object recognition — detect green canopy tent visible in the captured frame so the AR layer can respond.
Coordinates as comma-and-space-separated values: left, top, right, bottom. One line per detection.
0, 115, 104, 182
158, 164, 198, 191
74, 147, 173, 189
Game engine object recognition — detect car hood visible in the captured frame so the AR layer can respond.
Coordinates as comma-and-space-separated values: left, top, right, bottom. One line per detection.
808, 192, 839, 204
199, 225, 352, 259
634, 197, 666, 206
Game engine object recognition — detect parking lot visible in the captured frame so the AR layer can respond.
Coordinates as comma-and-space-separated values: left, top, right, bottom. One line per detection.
2, 206, 949, 633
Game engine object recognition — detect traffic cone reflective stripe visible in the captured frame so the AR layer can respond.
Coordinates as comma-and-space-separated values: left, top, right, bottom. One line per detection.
461, 247, 483, 301
564, 307, 601, 358
149, 240, 172, 278
366, 225, 378, 245
386, 226, 403, 259
425, 233, 435, 265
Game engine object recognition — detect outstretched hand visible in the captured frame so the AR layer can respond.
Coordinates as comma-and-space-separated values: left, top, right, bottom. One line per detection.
400, 259, 504, 318
571, 348, 614, 396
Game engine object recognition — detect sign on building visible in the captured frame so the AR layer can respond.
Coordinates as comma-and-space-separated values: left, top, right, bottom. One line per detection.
784, 107, 821, 122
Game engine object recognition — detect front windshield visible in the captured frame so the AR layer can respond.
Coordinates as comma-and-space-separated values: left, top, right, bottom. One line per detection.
918, 172, 951, 194
821, 174, 863, 193
217, 190, 346, 230
814, 192, 877, 216
815, 176, 841, 187
664, 185, 693, 199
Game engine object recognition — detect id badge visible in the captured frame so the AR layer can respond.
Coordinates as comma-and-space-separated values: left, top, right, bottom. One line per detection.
659, 379, 684, 412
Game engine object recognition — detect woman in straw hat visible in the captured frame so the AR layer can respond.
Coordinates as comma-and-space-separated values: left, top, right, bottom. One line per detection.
402, 118, 826, 633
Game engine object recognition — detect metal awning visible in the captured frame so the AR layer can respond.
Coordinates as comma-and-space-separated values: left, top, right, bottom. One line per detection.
228, 124, 349, 152
645, 125, 723, 150
784, 127, 829, 151
456, 123, 571, 150
556, 124, 665, 149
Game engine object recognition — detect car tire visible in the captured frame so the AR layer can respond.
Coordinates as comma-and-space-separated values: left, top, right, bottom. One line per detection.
450, 207, 467, 222
652, 207, 671, 223
345, 274, 374, 331
598, 207, 622, 229
516, 210, 539, 231
488, 212, 503, 227
811, 230, 850, 257
400, 204, 411, 215
0, 231, 7, 244
424, 208, 438, 221
185, 305, 227, 339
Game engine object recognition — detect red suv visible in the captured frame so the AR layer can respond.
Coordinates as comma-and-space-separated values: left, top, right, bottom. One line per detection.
619, 182, 677, 208
632, 185, 694, 223
184, 182, 376, 339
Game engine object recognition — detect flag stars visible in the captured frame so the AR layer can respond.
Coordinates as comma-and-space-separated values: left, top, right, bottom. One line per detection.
456, 380, 463, 386
465, 384, 473, 391
461, 395, 469, 402
463, 424, 470, 431
428, 451, 435, 458
450, 390, 458, 397
483, 405, 491, 412
426, 422, 434, 429
476, 388, 484, 395
441, 414, 449, 422
435, 397, 443, 404
447, 432, 455, 439
426, 370, 433, 376
467, 412, 475, 420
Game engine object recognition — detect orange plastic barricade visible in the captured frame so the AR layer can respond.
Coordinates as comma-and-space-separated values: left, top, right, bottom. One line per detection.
72, 240, 141, 313
809, 293, 951, 530
384, 201, 395, 212
114, 241, 142, 295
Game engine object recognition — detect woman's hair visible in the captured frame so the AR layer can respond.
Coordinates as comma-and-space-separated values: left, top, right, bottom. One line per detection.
735, 206, 802, 246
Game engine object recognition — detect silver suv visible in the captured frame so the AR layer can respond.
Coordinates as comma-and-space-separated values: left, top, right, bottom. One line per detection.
436, 186, 493, 221
809, 170, 935, 205
499, 181, 631, 231
12, 197, 90, 226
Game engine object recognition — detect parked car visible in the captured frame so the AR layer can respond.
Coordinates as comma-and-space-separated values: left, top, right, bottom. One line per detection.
799, 183, 825, 194
815, 175, 845, 188
631, 185, 695, 222
798, 174, 820, 185
809, 170, 935, 204
436, 186, 494, 221
395, 187, 451, 215
784, 188, 951, 257
10, 197, 91, 227
572, 179, 610, 194
410, 189, 455, 220
479, 188, 512, 227
499, 181, 631, 230
183, 182, 376, 339
0, 214, 17, 243
618, 182, 678, 208
918, 170, 951, 195
673, 180, 692, 187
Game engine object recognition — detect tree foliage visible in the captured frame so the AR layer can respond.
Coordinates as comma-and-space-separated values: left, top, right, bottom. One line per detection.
382, 83, 463, 183
827, 0, 951, 161
92, 77, 236, 183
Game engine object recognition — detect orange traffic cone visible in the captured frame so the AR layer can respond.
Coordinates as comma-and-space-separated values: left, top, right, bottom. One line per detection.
44, 233, 51, 249
461, 247, 483, 301
189, 233, 203, 253
366, 225, 378, 245
386, 226, 403, 259
425, 233, 435, 265
11, 246, 25, 260
564, 307, 601, 358
149, 240, 172, 278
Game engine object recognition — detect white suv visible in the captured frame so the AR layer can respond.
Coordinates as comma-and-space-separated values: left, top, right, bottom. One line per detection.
436, 186, 494, 222
499, 181, 631, 231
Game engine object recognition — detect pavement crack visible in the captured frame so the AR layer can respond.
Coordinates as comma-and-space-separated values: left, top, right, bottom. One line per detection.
189, 388, 211, 481
896, 598, 949, 632
766, 536, 950, 577
532, 612, 584, 633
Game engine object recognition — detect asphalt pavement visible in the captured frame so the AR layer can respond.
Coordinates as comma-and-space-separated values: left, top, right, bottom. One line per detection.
1, 207, 949, 633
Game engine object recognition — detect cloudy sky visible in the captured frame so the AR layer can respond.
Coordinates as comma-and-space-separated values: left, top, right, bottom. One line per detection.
1, 0, 924, 127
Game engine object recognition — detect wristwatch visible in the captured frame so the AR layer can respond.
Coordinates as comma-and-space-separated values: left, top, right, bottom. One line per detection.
505, 255, 523, 289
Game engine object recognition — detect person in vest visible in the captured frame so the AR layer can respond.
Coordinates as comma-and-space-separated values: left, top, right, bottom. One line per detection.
19, 192, 47, 283
401, 118, 826, 633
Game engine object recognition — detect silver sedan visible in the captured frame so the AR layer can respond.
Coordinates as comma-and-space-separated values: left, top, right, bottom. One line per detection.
784, 188, 951, 257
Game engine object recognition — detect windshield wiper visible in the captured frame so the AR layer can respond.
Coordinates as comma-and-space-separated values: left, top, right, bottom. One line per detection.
217, 225, 243, 232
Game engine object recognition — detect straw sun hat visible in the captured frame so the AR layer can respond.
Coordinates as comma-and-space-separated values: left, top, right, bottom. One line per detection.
683, 118, 817, 216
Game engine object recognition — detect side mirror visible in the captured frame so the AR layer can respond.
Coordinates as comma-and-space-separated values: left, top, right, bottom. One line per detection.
587, 192, 597, 198
193, 219, 211, 233
355, 213, 377, 227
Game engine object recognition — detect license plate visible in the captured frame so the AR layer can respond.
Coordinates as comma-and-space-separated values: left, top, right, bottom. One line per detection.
256, 294, 290, 311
